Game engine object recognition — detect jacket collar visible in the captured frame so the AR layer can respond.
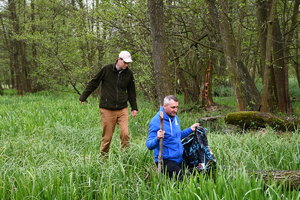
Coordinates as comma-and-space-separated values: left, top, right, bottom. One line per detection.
113, 63, 128, 73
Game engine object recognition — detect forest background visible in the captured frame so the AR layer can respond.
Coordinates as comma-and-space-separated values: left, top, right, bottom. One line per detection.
0, 0, 299, 115
0, 1, 300, 199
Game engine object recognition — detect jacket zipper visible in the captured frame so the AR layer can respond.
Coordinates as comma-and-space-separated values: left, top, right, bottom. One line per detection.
116, 70, 122, 108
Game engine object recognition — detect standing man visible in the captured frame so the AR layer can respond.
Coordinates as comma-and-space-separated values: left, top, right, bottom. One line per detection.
80, 51, 138, 156
146, 95, 199, 179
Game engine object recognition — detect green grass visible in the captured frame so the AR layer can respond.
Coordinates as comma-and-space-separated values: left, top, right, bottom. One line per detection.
0, 92, 299, 199
293, 101, 300, 116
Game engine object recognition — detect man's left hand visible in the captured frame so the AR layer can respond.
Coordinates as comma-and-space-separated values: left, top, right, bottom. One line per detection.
131, 110, 138, 117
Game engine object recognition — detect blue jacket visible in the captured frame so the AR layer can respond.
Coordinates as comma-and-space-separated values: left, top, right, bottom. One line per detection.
146, 107, 193, 164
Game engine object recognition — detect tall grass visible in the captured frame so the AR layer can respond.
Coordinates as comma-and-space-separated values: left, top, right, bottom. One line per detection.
0, 92, 299, 199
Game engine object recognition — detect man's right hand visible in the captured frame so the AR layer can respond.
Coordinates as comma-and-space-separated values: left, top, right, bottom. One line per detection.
157, 130, 165, 139
190, 123, 200, 131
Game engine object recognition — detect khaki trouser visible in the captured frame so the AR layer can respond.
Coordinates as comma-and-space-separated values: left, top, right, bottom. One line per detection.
100, 108, 129, 154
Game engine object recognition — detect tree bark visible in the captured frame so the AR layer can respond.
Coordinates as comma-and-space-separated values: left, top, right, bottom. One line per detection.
95, 0, 106, 68
201, 58, 214, 107
8, 0, 32, 94
284, 0, 300, 90
258, 0, 294, 114
273, 18, 291, 113
295, 31, 300, 89
256, 0, 271, 78
0, 14, 15, 88
148, 0, 172, 105
260, 0, 276, 112
177, 67, 190, 104
255, 170, 300, 190
206, 0, 260, 111
176, 50, 204, 104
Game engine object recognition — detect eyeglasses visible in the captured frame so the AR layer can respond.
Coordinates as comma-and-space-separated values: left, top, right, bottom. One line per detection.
121, 59, 130, 65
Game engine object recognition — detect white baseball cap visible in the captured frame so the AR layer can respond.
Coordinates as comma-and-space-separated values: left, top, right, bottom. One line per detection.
119, 51, 133, 63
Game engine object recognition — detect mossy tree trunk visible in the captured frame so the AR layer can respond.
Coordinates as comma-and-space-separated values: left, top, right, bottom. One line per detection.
255, 170, 300, 190
225, 111, 300, 131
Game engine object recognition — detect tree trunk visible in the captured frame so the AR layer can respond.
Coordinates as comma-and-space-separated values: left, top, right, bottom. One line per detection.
9, 0, 22, 93
177, 67, 190, 104
148, 0, 172, 105
201, 58, 214, 107
206, 0, 260, 111
95, 0, 106, 68
260, 0, 276, 112
256, 0, 269, 78
259, 0, 293, 114
8, 0, 31, 94
295, 31, 300, 89
177, 51, 204, 104
30, 0, 37, 91
0, 14, 15, 88
286, 0, 300, 89
273, 18, 291, 113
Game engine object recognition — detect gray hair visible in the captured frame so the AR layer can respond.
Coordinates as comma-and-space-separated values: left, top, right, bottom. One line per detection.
163, 95, 178, 105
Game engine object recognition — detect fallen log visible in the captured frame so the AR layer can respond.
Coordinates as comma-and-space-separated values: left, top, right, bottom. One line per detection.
224, 111, 300, 131
254, 170, 300, 190
199, 115, 224, 122
198, 115, 224, 130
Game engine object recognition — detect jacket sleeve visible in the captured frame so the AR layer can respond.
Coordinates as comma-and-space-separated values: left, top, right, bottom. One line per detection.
146, 116, 160, 150
79, 67, 105, 102
127, 72, 138, 111
180, 127, 193, 139
174, 116, 193, 139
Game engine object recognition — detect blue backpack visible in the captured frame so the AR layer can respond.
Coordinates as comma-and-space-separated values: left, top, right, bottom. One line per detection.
182, 126, 217, 173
